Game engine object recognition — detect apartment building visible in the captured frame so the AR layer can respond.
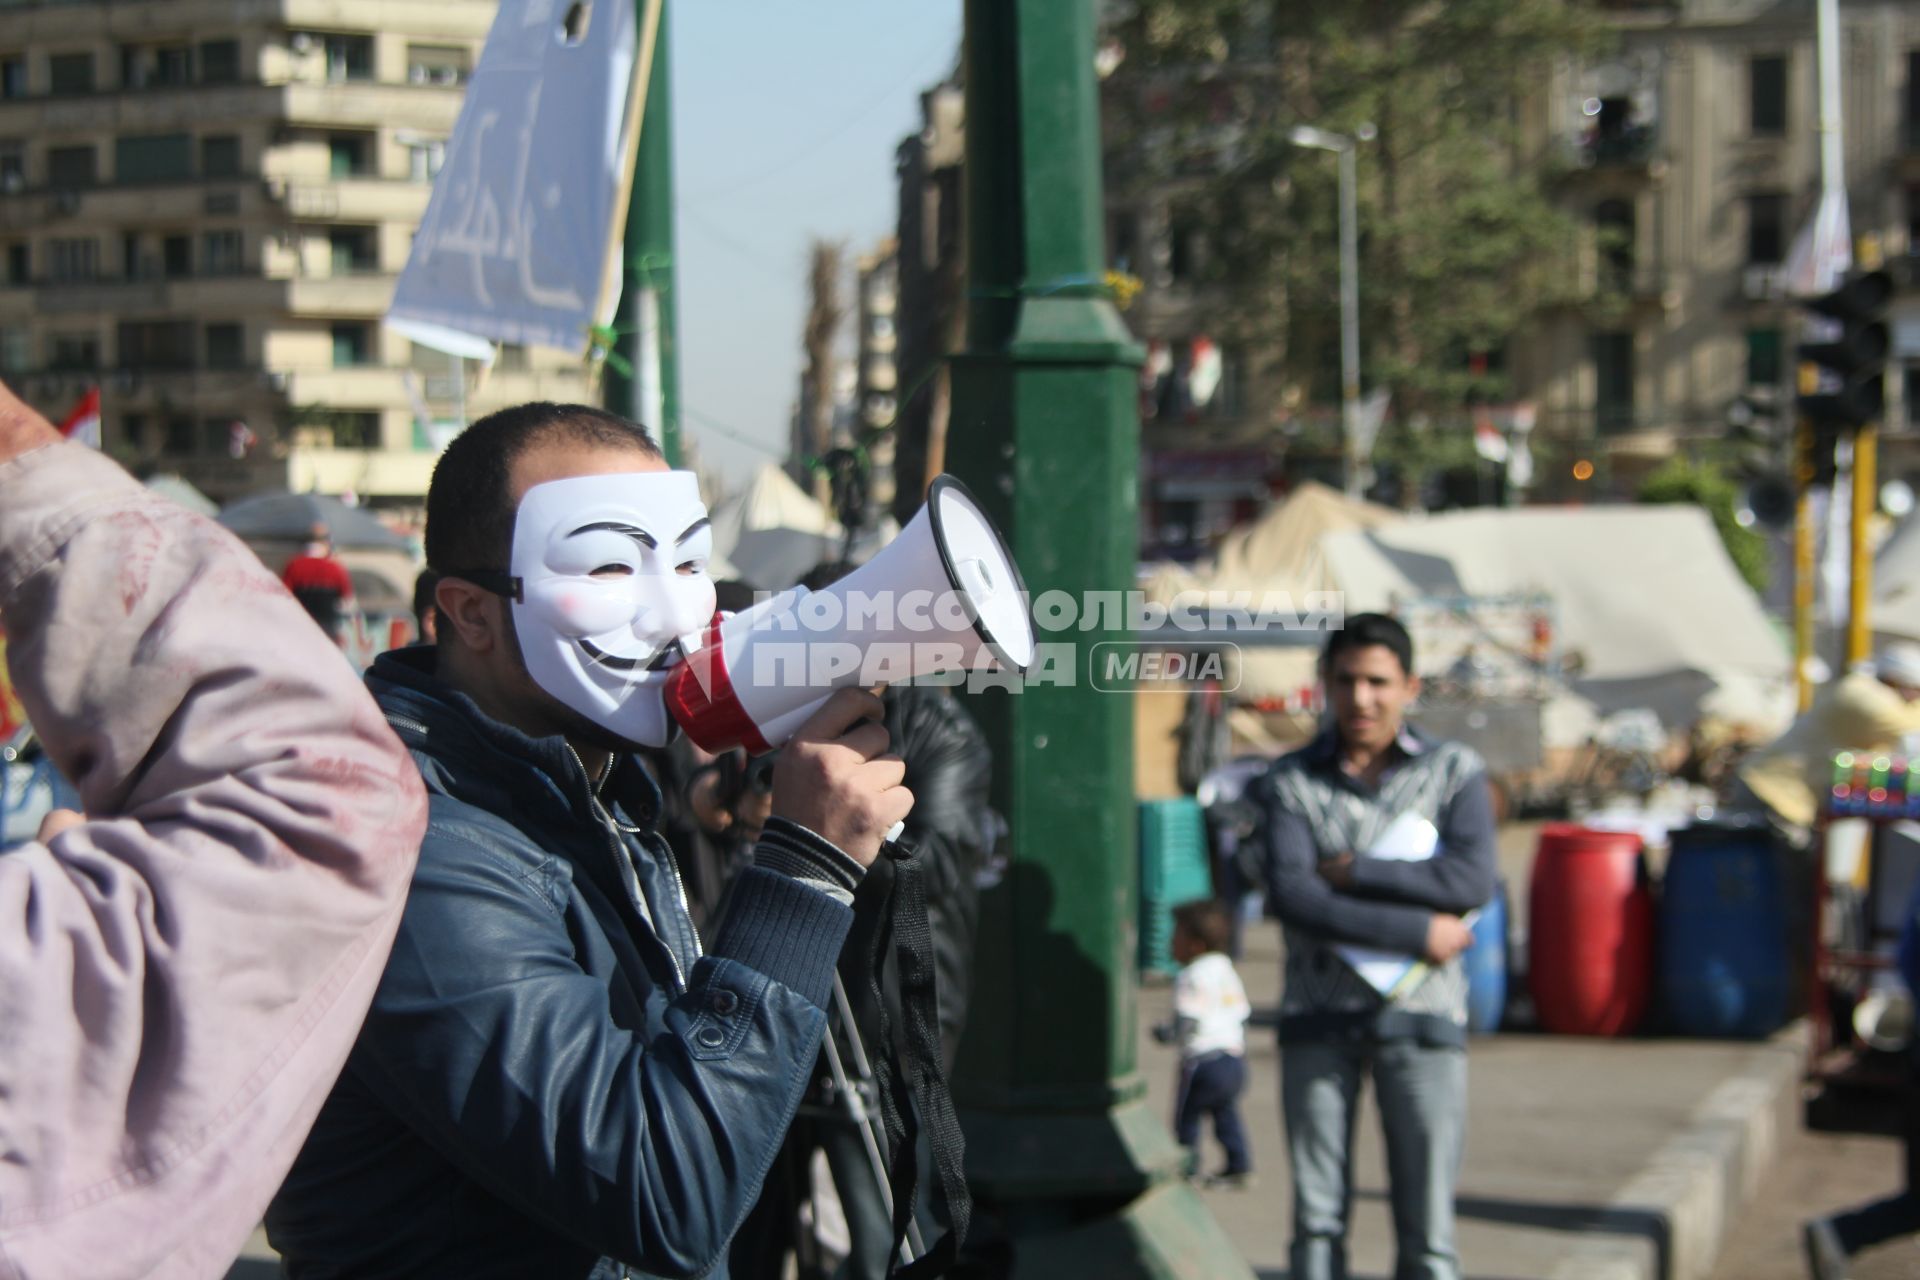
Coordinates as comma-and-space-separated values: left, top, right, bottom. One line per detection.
0, 0, 592, 505
1515, 0, 1920, 492
853, 236, 898, 515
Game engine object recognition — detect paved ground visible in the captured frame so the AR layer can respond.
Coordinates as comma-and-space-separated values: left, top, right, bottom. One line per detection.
1141, 913, 1804, 1280
1704, 1116, 1911, 1280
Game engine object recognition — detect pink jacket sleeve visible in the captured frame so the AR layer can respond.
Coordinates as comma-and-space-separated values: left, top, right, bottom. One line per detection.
0, 443, 426, 1279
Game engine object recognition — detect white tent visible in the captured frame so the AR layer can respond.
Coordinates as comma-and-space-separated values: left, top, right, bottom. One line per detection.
708, 464, 899, 591
1321, 505, 1793, 729
1872, 510, 1920, 642
1142, 483, 1402, 703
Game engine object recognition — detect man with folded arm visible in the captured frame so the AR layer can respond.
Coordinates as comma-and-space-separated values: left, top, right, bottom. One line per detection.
1261, 612, 1496, 1280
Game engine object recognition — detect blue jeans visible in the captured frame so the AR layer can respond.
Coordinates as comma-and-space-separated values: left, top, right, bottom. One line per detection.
1175, 1052, 1252, 1176
1283, 1037, 1467, 1280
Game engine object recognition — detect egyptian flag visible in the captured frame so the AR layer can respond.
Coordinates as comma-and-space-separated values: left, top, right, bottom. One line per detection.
58, 387, 100, 449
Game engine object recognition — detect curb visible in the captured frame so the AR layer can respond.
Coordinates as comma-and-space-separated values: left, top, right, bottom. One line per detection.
1548, 1020, 1808, 1280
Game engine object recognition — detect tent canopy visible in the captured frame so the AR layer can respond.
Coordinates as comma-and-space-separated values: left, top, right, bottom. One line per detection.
218, 492, 412, 552
709, 464, 897, 591
1322, 505, 1790, 727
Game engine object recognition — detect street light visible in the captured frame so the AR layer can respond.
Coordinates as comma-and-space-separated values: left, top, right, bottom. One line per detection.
1289, 122, 1373, 497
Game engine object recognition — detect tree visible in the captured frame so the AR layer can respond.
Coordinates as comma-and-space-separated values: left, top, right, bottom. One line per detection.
1637, 456, 1771, 594
1104, 0, 1609, 490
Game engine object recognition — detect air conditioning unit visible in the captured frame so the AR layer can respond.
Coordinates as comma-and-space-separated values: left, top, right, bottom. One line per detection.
290, 32, 315, 54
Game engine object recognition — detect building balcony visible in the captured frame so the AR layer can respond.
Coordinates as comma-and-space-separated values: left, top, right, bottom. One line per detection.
0, 1, 491, 44
264, 177, 431, 223
0, 177, 272, 231
287, 445, 439, 500
0, 82, 279, 133
283, 272, 395, 317
277, 80, 463, 133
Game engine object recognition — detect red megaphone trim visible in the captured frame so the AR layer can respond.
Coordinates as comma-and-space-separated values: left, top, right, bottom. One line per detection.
663, 616, 774, 755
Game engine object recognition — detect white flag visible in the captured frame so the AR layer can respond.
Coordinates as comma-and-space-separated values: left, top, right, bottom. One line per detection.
388, 0, 659, 358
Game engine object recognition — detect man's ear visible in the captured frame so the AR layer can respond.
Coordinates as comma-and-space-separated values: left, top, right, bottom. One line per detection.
435, 577, 503, 655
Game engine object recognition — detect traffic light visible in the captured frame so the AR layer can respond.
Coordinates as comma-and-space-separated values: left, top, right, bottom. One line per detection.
1797, 269, 1893, 429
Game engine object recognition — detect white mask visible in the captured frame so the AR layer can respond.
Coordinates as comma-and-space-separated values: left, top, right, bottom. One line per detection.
508, 471, 717, 747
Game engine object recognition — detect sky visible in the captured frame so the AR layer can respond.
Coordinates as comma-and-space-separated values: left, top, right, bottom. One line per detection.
669, 2, 962, 488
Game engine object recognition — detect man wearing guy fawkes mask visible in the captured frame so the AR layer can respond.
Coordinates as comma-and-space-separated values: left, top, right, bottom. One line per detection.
267, 403, 914, 1280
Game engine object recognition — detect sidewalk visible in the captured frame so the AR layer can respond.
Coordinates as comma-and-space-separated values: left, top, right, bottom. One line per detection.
1142, 915, 1805, 1280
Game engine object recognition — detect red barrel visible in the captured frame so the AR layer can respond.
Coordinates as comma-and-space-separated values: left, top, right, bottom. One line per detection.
1527, 824, 1654, 1036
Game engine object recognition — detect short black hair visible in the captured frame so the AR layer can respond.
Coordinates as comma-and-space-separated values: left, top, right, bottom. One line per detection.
1171, 899, 1233, 955
424, 402, 662, 574
412, 568, 441, 632
1322, 611, 1415, 676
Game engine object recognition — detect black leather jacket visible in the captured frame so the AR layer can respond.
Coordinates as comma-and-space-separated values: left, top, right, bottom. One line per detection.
265, 648, 857, 1279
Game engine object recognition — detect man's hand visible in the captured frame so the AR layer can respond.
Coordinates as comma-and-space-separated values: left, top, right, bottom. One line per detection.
37, 808, 82, 843
1422, 914, 1474, 965
1317, 852, 1356, 890
0, 379, 61, 465
770, 688, 913, 868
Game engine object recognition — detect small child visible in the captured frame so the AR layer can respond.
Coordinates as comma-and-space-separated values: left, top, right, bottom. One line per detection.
1161, 899, 1254, 1188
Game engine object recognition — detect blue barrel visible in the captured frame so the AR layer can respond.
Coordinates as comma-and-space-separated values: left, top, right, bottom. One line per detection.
1464, 880, 1509, 1035
1658, 821, 1789, 1038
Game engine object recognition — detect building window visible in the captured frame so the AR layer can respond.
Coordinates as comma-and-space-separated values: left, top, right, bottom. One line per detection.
331, 411, 380, 449
323, 35, 373, 83
119, 320, 196, 369
0, 329, 29, 372
122, 45, 191, 90
403, 137, 446, 183
0, 143, 23, 193
331, 323, 373, 367
199, 40, 241, 86
330, 226, 377, 274
201, 135, 241, 178
4, 243, 24, 284
205, 322, 243, 369
1746, 328, 1782, 388
1595, 198, 1635, 291
162, 234, 190, 278
328, 133, 370, 178
120, 412, 146, 452
48, 237, 99, 282
1750, 54, 1788, 136
0, 57, 24, 100
1593, 331, 1635, 432
115, 133, 193, 184
406, 43, 470, 86
48, 332, 99, 371
202, 229, 243, 276
1746, 193, 1786, 265
48, 146, 96, 189
163, 416, 194, 455
498, 342, 529, 371
199, 419, 231, 456
48, 52, 94, 95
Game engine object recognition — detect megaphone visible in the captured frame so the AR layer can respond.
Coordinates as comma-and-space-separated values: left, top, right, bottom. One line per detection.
664, 475, 1035, 754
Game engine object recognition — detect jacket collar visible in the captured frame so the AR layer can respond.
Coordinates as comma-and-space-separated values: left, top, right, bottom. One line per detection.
366, 645, 662, 832
1300, 720, 1428, 770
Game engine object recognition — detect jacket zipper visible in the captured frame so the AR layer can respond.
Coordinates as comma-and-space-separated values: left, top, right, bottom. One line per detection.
384, 712, 429, 738
566, 743, 690, 993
